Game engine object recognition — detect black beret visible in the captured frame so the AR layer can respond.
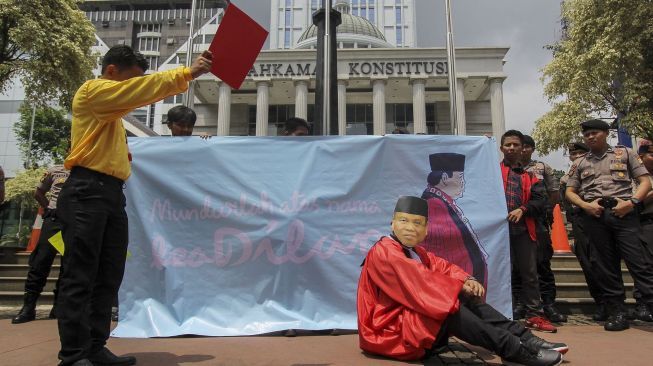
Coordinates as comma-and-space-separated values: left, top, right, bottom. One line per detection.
639, 143, 653, 154
429, 153, 465, 172
522, 135, 536, 148
580, 119, 610, 132
394, 196, 428, 218
567, 142, 589, 152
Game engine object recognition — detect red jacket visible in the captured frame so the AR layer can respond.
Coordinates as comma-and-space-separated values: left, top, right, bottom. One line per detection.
500, 162, 539, 242
357, 236, 470, 361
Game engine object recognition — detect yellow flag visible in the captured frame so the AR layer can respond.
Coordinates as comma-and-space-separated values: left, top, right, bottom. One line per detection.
48, 231, 65, 255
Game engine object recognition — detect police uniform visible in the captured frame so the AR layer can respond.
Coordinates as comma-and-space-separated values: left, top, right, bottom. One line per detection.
567, 133, 653, 324
639, 144, 653, 253
12, 165, 70, 324
559, 143, 605, 318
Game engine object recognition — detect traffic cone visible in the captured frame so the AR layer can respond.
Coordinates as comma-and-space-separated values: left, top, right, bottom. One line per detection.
550, 204, 572, 254
25, 207, 44, 252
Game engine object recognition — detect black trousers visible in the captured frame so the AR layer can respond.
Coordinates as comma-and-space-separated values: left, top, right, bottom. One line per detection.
25, 212, 63, 298
633, 218, 653, 304
433, 300, 527, 360
56, 167, 128, 366
513, 229, 557, 306
582, 210, 653, 313
509, 231, 542, 314
570, 218, 603, 304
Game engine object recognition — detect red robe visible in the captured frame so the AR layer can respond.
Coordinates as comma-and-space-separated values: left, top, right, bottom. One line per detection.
357, 236, 470, 361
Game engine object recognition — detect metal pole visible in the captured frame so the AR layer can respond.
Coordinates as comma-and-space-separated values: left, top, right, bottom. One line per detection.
445, 0, 458, 135
184, 0, 198, 108
322, 0, 332, 136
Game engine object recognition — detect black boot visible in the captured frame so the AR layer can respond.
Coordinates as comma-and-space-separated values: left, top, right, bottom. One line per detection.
503, 345, 562, 366
12, 292, 39, 324
543, 304, 568, 323
88, 347, 136, 366
635, 303, 653, 322
604, 313, 629, 331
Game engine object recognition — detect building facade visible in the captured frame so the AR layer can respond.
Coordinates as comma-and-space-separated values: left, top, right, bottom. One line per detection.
270, 0, 417, 49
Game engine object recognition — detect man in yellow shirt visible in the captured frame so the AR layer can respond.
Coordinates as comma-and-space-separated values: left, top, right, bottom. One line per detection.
55, 45, 212, 366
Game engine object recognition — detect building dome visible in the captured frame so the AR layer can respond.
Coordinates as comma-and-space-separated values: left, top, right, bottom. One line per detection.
295, 1, 393, 49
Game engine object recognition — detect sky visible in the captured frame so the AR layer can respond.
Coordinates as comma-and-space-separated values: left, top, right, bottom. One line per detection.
235, 0, 568, 170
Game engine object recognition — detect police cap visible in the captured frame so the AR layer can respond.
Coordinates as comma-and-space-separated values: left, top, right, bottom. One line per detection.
580, 119, 610, 132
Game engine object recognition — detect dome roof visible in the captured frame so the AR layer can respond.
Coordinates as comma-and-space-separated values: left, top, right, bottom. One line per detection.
295, 2, 392, 49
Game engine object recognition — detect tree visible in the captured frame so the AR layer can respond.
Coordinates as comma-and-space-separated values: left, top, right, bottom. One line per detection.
13, 104, 71, 166
0, 0, 96, 108
3, 167, 44, 210
533, 0, 653, 154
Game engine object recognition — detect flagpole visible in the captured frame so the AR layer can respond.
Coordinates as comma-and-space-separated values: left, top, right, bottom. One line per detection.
184, 0, 198, 108
322, 0, 332, 136
445, 0, 459, 135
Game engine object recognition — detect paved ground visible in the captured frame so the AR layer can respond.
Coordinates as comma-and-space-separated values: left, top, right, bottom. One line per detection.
2, 306, 653, 366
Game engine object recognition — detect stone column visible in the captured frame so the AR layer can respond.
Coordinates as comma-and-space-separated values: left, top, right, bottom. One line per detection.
372, 78, 387, 136
411, 78, 427, 134
337, 80, 347, 135
255, 81, 270, 136
216, 82, 231, 136
294, 80, 309, 119
456, 77, 467, 135
490, 78, 506, 144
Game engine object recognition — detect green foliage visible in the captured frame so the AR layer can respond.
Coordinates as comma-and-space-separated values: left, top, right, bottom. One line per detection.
4, 167, 45, 209
0, 0, 96, 108
534, 0, 653, 154
13, 104, 70, 166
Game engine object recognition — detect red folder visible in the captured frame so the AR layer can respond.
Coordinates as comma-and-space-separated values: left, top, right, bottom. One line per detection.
209, 2, 268, 89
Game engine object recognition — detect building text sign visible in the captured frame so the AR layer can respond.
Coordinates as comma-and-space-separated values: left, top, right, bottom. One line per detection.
247, 60, 448, 79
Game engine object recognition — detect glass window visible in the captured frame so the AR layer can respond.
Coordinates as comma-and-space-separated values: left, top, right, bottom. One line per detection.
395, 6, 402, 24
396, 27, 402, 45
285, 9, 291, 25
284, 29, 291, 48
285, 0, 292, 7
369, 8, 375, 23
352, 0, 358, 5
361, 8, 366, 18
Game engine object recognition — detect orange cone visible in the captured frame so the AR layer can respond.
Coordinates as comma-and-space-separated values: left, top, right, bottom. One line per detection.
25, 207, 44, 252
550, 204, 572, 254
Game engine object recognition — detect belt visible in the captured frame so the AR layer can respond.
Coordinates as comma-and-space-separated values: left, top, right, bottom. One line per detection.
70, 166, 124, 187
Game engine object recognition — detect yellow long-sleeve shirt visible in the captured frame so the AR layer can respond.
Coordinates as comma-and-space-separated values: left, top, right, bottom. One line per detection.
65, 66, 193, 180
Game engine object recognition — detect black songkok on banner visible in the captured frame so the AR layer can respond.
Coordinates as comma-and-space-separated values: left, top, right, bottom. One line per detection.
429, 153, 466, 172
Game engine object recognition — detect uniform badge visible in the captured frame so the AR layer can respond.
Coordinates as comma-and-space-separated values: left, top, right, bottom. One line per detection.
615, 148, 624, 158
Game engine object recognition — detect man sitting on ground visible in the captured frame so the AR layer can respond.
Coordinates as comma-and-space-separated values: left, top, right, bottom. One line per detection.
357, 196, 567, 366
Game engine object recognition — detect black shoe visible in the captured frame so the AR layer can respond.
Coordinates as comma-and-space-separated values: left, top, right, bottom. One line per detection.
592, 304, 608, 321
11, 293, 38, 324
88, 347, 136, 366
635, 303, 653, 322
522, 334, 569, 354
513, 303, 527, 320
543, 304, 567, 323
504, 346, 562, 366
604, 314, 629, 331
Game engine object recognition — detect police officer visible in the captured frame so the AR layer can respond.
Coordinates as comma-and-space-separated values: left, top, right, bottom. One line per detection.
632, 142, 653, 321
12, 165, 69, 324
519, 135, 566, 323
566, 119, 653, 331
560, 142, 607, 320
